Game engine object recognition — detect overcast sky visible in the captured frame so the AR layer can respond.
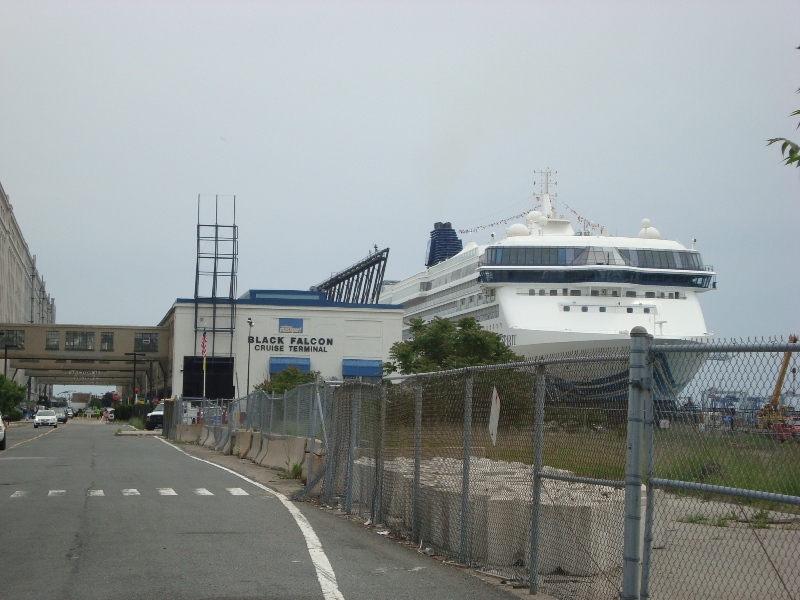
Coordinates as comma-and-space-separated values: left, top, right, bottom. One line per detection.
2, 1, 799, 350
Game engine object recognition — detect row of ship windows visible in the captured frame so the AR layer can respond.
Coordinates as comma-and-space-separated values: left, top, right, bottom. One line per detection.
564, 306, 651, 314
484, 246, 704, 270
481, 269, 712, 288
529, 289, 684, 299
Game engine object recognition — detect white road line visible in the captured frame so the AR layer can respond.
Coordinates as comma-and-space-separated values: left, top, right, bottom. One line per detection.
87, 490, 105, 497
48, 490, 66, 496
122, 489, 140, 496
11, 491, 29, 498
227, 487, 249, 496
157, 437, 345, 600
157, 488, 178, 496
194, 488, 213, 496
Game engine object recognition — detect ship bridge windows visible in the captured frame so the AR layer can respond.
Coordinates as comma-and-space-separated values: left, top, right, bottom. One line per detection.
484, 246, 705, 270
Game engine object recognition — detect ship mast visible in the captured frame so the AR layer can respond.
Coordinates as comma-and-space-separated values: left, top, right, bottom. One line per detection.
534, 169, 557, 219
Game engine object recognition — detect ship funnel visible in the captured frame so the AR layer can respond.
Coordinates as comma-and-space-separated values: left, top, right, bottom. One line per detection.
425, 222, 463, 267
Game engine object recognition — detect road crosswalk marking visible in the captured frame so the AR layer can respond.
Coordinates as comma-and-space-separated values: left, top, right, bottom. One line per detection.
9, 488, 254, 498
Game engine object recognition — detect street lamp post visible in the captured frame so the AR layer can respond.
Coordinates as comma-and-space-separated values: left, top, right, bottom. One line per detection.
3, 344, 13, 378
246, 317, 254, 395
125, 352, 145, 403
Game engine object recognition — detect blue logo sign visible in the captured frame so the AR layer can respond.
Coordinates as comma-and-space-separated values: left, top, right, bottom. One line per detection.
279, 318, 303, 334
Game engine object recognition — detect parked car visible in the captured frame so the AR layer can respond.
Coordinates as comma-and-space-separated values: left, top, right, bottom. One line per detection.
53, 408, 68, 424
106, 408, 115, 422
34, 410, 58, 428
65, 407, 74, 418
0, 413, 8, 450
145, 404, 164, 430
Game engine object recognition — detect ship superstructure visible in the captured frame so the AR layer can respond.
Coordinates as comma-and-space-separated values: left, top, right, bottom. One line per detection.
380, 173, 715, 360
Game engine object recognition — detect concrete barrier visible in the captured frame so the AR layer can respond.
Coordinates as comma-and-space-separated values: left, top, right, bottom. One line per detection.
176, 424, 202, 443
254, 434, 270, 465
198, 426, 212, 446
235, 431, 252, 458
216, 428, 231, 453
260, 435, 290, 469
247, 433, 262, 462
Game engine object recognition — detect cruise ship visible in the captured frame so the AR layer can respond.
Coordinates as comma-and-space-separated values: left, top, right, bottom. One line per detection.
379, 175, 715, 397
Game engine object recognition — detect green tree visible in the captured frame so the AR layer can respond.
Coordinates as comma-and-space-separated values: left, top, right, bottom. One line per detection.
0, 374, 26, 416
383, 317, 524, 375
767, 45, 800, 168
254, 366, 317, 394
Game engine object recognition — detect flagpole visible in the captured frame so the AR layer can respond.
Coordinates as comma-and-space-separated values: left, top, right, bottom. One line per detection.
201, 329, 208, 399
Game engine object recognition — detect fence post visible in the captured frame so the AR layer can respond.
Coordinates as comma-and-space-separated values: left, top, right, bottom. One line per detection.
344, 384, 360, 515
460, 372, 474, 564
283, 390, 288, 436
322, 385, 336, 505
412, 381, 422, 544
296, 388, 301, 435
529, 364, 547, 594
640, 343, 656, 599
622, 326, 651, 600
306, 382, 318, 490
374, 384, 387, 525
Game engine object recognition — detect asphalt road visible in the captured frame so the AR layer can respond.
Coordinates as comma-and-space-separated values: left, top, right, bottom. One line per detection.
0, 419, 522, 600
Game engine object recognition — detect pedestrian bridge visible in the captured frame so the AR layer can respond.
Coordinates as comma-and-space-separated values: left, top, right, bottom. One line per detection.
0, 323, 170, 391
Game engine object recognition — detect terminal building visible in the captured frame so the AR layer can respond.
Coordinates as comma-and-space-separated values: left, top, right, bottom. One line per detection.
160, 289, 402, 398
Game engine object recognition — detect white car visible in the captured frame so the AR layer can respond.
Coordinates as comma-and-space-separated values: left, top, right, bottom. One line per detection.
0, 414, 8, 450
34, 410, 58, 428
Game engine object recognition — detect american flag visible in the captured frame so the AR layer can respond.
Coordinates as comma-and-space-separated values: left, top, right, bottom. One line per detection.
201, 330, 207, 371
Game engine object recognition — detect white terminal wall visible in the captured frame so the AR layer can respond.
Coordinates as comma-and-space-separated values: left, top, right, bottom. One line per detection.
166, 300, 403, 397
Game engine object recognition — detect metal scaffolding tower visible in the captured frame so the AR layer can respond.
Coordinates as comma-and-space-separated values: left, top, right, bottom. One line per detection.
194, 195, 238, 358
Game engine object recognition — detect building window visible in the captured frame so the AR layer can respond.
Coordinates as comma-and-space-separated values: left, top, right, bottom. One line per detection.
627, 307, 633, 313
644, 308, 651, 314
563, 306, 571, 312
550, 290, 558, 296
569, 290, 582, 296
626, 291, 636, 298
45, 331, 59, 350
65, 331, 94, 351
101, 332, 114, 351
0, 330, 25, 349
645, 292, 656, 298
134, 333, 158, 352
581, 306, 588, 312
599, 307, 607, 312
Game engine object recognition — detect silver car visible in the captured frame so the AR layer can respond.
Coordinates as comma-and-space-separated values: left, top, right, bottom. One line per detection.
34, 410, 58, 428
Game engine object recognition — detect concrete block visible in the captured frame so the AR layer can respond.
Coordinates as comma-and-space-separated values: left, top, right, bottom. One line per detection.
176, 424, 201, 443
248, 433, 262, 463
254, 434, 270, 465
236, 431, 252, 458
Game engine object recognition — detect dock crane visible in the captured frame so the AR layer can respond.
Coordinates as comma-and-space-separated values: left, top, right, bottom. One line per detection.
758, 334, 799, 437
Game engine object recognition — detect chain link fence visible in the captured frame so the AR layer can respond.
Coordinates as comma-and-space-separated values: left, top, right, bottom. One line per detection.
163, 334, 800, 600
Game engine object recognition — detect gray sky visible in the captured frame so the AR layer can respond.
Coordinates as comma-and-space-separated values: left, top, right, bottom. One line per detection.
2, 0, 799, 347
